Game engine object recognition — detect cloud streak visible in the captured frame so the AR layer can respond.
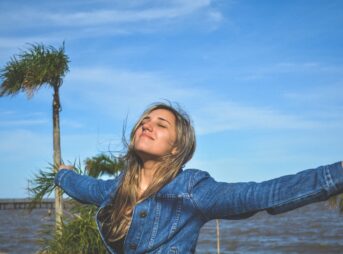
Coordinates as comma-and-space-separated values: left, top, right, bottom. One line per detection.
192, 101, 324, 134
63, 67, 337, 135
0, 0, 221, 29
0, 119, 49, 127
0, 0, 223, 53
49, 0, 216, 27
238, 62, 343, 81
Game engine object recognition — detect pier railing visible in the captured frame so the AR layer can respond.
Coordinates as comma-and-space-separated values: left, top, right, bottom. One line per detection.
0, 198, 55, 210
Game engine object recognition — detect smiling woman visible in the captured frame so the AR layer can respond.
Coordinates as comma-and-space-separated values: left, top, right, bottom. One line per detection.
55, 102, 343, 254
133, 108, 177, 163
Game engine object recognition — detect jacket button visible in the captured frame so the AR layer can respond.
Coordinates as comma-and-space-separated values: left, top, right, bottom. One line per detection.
129, 243, 137, 250
139, 211, 147, 218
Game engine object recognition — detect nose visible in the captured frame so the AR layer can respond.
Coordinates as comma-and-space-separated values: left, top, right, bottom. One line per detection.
142, 121, 152, 132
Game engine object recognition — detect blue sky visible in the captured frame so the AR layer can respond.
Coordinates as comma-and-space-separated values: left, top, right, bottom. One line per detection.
0, 0, 342, 198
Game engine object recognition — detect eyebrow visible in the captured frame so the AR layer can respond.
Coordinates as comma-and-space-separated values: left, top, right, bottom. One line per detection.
142, 116, 171, 125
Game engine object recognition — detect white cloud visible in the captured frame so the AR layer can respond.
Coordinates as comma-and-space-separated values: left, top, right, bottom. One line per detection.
0, 0, 219, 29
0, 110, 49, 127
0, 0, 224, 53
0, 130, 51, 161
0, 129, 120, 164
0, 119, 49, 126
62, 67, 335, 135
0, 109, 84, 129
192, 101, 324, 134
0, 35, 66, 54
47, 1, 213, 27
283, 82, 343, 104
0, 110, 16, 115
239, 62, 343, 80
63, 67, 203, 117
207, 10, 223, 23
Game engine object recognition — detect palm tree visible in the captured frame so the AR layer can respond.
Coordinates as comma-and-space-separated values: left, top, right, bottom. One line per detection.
29, 153, 123, 253
0, 43, 69, 229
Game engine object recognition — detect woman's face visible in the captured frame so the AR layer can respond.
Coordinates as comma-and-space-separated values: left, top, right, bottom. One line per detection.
133, 108, 177, 161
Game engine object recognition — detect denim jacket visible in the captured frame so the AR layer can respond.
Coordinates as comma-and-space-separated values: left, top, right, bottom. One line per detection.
55, 162, 343, 254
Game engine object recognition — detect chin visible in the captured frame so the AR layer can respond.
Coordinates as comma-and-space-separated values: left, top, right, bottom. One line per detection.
135, 149, 163, 161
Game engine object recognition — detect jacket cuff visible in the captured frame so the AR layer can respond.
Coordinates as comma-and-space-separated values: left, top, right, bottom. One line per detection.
323, 161, 343, 195
54, 169, 73, 186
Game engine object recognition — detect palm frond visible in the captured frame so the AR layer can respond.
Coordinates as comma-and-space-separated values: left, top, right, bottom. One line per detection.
29, 163, 57, 202
33, 159, 108, 254
0, 56, 26, 96
28, 160, 83, 204
37, 203, 107, 254
0, 43, 69, 98
85, 153, 124, 178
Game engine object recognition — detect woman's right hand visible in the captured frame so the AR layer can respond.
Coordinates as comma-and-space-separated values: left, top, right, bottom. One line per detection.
59, 164, 74, 170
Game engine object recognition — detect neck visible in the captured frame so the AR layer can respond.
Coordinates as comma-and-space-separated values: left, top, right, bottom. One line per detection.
139, 159, 159, 195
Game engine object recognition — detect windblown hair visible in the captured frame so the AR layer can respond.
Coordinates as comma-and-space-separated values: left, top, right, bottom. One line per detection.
98, 102, 196, 244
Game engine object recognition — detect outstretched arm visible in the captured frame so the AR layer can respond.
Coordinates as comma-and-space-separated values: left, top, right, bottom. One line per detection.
54, 165, 121, 207
191, 162, 343, 221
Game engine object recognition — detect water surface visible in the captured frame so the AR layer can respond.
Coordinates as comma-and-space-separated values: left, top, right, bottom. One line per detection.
0, 201, 342, 253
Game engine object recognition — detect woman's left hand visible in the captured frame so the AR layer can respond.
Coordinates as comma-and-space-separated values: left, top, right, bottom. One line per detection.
59, 164, 74, 170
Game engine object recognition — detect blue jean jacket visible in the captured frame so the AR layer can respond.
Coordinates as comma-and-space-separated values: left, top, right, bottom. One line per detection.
55, 162, 343, 254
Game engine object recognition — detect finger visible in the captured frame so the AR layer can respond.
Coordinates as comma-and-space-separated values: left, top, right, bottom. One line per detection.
59, 164, 74, 170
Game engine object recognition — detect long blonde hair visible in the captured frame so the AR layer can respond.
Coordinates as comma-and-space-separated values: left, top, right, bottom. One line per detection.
98, 102, 196, 243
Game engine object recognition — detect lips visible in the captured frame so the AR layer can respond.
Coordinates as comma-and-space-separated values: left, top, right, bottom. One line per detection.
140, 132, 154, 140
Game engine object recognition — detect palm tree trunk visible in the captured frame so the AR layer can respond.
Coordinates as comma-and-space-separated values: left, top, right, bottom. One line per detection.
216, 219, 220, 254
53, 85, 63, 229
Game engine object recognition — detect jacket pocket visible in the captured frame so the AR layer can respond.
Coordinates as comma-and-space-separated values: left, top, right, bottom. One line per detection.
168, 247, 178, 254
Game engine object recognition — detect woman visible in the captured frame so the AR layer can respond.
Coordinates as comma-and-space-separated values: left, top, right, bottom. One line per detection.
55, 102, 343, 254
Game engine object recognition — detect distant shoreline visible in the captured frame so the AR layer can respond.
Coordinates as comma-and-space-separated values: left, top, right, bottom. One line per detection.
0, 198, 73, 210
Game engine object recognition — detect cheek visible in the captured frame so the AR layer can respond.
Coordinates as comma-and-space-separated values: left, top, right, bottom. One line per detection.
132, 130, 140, 146
169, 130, 177, 147
134, 127, 142, 139
163, 134, 176, 150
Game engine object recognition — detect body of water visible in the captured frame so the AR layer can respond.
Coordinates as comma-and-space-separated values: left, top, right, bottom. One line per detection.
196, 201, 343, 253
0, 201, 342, 253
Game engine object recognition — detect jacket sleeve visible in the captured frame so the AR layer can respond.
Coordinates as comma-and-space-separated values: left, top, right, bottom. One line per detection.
190, 162, 343, 221
54, 169, 120, 207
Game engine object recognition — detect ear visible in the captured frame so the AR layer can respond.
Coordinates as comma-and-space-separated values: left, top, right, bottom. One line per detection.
171, 147, 178, 155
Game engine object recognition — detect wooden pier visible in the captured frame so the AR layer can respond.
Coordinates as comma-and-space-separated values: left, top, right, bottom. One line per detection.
0, 198, 55, 210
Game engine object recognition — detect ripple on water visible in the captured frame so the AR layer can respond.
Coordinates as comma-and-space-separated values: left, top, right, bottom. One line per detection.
196, 201, 343, 253
0, 201, 342, 254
